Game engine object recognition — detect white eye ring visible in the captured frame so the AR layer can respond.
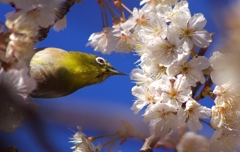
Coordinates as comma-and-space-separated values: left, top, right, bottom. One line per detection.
96, 57, 105, 65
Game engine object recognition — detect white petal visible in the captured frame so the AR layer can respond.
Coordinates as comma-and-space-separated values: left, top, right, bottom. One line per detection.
181, 37, 193, 51
166, 61, 181, 77
155, 120, 171, 137
199, 106, 212, 118
187, 69, 205, 86
210, 70, 229, 85
159, 75, 172, 92
187, 117, 202, 132
132, 85, 145, 97
177, 108, 187, 125
192, 30, 212, 48
131, 100, 147, 114
189, 56, 210, 70
189, 13, 206, 30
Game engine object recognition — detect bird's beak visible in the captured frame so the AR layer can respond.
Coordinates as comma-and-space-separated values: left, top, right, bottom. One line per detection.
108, 66, 126, 76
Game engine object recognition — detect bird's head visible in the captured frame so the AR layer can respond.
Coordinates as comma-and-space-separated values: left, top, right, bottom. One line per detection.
93, 56, 126, 82
67, 52, 126, 87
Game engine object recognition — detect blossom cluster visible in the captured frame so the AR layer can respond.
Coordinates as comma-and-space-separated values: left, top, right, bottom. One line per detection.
1, 0, 240, 151
87, 0, 240, 151
0, 0, 67, 132
70, 126, 101, 152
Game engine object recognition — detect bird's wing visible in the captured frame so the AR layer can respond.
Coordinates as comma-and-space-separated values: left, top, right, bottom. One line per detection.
30, 48, 69, 98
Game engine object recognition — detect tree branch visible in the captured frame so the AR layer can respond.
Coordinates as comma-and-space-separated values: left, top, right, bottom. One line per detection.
139, 134, 161, 152
194, 76, 213, 101
36, 0, 76, 41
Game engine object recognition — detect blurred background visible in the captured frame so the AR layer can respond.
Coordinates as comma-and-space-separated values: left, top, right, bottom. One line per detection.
0, 0, 237, 151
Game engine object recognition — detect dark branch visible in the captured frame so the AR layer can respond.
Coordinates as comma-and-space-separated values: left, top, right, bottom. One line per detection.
194, 76, 213, 101
36, 0, 76, 41
198, 33, 214, 56
200, 119, 214, 130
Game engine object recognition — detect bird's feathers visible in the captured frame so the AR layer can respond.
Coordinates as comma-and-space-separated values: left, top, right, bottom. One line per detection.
30, 48, 72, 98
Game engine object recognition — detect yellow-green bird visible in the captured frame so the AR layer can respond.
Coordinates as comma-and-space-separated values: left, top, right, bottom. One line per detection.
30, 47, 125, 98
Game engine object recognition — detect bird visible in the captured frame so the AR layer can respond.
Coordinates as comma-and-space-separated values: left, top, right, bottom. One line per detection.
29, 47, 126, 98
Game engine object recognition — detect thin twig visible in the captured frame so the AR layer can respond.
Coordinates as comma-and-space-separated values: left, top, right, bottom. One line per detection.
107, 137, 120, 152
200, 119, 214, 130
103, 4, 109, 27
118, 0, 125, 21
0, 20, 8, 30
0, 20, 5, 26
104, 1, 122, 19
121, 3, 133, 14
100, 5, 106, 28
102, 137, 120, 149
93, 134, 117, 140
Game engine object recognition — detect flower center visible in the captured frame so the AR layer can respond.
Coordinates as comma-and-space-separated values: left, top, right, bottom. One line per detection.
180, 28, 194, 38
146, 93, 156, 104
169, 91, 177, 99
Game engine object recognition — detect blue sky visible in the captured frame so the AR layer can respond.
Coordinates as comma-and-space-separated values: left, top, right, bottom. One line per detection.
0, 0, 235, 152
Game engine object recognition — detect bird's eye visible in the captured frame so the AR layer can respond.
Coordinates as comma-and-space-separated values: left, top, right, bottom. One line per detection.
96, 57, 105, 65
